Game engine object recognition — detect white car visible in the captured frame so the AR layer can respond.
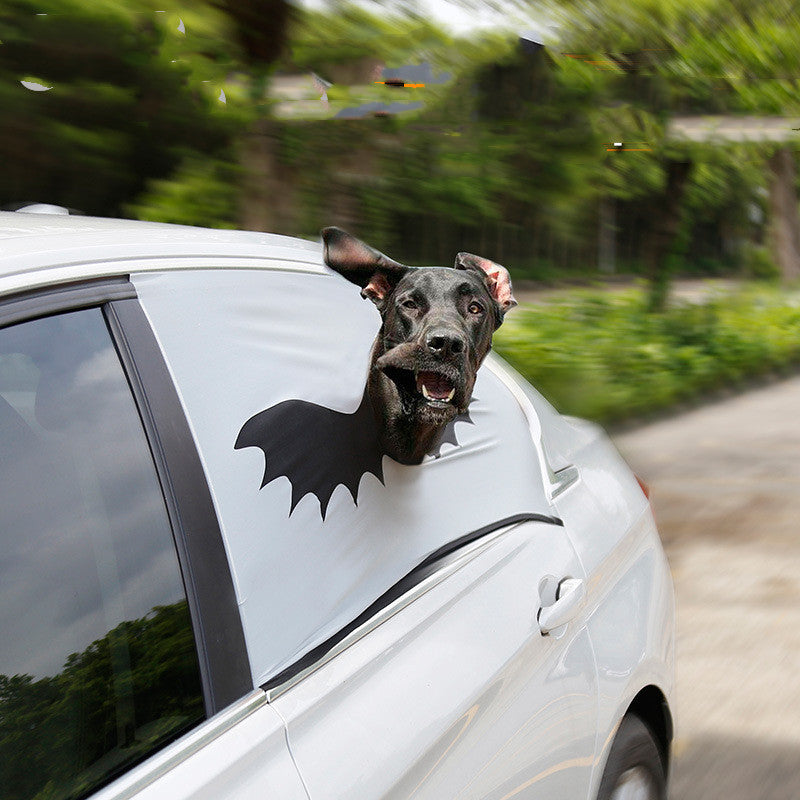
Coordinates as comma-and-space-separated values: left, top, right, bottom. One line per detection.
0, 207, 674, 800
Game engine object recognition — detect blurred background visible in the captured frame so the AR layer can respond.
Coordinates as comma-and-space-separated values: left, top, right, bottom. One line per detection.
2, 0, 799, 796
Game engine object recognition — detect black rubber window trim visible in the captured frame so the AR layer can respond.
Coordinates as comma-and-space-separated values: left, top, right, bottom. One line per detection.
106, 297, 252, 715
262, 511, 563, 692
0, 277, 135, 330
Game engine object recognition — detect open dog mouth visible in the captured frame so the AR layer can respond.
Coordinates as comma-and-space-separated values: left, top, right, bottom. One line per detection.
375, 342, 466, 417
416, 370, 456, 404
383, 366, 460, 413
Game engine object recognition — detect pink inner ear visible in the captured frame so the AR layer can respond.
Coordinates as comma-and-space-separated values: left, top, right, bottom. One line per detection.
470, 256, 517, 310
362, 272, 393, 302
329, 237, 380, 269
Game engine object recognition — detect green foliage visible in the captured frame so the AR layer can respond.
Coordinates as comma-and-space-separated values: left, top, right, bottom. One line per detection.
494, 286, 800, 425
741, 242, 780, 280
126, 154, 241, 227
683, 145, 765, 223
239, 0, 797, 289
0, 0, 233, 215
547, 0, 800, 115
5, 0, 797, 294
282, 3, 454, 76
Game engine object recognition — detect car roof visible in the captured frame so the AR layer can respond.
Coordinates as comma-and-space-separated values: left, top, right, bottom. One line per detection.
0, 211, 327, 296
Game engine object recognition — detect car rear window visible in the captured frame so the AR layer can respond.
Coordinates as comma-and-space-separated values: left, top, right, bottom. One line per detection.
0, 308, 205, 800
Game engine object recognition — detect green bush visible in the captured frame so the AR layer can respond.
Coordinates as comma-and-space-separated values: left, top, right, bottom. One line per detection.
125, 155, 240, 229
741, 243, 780, 281
494, 286, 800, 426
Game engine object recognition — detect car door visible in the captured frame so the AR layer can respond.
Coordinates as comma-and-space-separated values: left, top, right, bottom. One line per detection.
0, 284, 308, 800
268, 515, 597, 800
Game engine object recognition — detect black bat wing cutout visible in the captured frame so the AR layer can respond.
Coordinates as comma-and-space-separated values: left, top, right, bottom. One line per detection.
235, 389, 385, 520
235, 389, 475, 519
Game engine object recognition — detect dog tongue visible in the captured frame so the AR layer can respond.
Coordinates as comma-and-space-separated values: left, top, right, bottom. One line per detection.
416, 371, 454, 400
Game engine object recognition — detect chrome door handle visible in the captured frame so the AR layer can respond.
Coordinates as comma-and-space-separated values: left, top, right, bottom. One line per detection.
538, 577, 586, 634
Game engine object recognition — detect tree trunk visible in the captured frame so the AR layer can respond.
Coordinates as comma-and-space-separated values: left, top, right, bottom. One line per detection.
767, 146, 800, 282
645, 159, 693, 311
239, 118, 297, 234
239, 119, 277, 232
598, 195, 616, 274
213, 1, 292, 232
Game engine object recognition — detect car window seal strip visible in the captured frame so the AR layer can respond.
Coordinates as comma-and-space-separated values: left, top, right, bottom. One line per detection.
88, 690, 268, 800
261, 511, 562, 696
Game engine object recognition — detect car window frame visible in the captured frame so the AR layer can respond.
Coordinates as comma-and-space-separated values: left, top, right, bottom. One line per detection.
0, 277, 252, 718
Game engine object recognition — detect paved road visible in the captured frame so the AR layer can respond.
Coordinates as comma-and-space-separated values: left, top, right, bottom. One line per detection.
613, 376, 800, 799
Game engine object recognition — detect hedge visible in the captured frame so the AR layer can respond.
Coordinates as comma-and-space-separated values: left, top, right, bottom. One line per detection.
493, 285, 800, 426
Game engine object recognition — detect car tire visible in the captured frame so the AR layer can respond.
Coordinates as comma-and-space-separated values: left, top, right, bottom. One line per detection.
596, 713, 667, 800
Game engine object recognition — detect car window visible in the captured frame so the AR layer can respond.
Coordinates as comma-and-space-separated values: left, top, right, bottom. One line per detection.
0, 308, 205, 800
132, 268, 557, 686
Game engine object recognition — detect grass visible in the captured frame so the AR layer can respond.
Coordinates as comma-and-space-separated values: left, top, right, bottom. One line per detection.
494, 284, 800, 427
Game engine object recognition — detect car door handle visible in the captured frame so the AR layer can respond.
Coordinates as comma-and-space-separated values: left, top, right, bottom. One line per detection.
538, 578, 586, 634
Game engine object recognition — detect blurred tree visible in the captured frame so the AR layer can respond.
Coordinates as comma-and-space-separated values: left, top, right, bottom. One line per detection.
205, 0, 295, 232
98, 0, 800, 291
210, 0, 293, 98
0, 0, 231, 216
266, 0, 790, 289
125, 153, 242, 227
537, 0, 800, 304
280, 4, 455, 79
339, 26, 608, 269
767, 146, 800, 281
643, 157, 694, 310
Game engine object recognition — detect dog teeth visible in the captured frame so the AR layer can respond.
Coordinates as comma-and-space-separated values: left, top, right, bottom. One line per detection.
421, 384, 456, 403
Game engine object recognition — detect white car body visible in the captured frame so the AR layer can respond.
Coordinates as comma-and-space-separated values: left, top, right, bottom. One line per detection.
0, 210, 674, 800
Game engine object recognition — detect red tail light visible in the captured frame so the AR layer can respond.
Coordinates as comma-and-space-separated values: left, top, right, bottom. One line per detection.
635, 474, 650, 500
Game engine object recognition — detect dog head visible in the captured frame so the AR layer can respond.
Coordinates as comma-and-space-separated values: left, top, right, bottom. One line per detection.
322, 227, 516, 461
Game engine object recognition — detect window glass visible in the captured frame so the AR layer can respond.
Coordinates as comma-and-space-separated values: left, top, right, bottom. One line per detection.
0, 308, 205, 800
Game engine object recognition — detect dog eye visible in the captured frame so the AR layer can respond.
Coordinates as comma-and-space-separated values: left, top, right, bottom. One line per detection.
468, 302, 484, 315
401, 299, 418, 310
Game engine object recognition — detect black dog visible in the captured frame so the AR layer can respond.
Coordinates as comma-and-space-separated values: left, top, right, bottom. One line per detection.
322, 227, 517, 465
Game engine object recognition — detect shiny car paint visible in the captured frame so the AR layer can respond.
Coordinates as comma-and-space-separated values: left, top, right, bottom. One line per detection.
0, 211, 675, 800
270, 518, 597, 799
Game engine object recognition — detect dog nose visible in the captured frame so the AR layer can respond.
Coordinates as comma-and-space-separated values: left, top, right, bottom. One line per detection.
426, 330, 465, 357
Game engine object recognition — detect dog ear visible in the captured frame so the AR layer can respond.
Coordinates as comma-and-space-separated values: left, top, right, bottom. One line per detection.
322, 227, 410, 306
454, 252, 517, 316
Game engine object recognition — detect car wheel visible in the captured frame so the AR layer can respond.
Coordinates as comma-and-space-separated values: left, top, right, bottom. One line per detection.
596, 713, 666, 800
